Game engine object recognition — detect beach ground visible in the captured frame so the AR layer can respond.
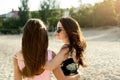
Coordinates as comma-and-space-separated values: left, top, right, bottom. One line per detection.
0, 27, 120, 80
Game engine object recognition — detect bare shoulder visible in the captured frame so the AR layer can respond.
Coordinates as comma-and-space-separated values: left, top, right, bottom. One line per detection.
14, 50, 23, 60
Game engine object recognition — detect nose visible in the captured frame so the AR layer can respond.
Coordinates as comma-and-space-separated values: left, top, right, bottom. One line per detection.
54, 30, 58, 35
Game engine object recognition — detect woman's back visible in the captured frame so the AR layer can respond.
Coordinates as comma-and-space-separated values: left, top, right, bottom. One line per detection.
15, 50, 52, 80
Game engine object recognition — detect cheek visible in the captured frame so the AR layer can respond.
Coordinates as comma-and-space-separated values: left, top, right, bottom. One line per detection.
63, 33, 68, 38
55, 32, 68, 40
59, 33, 68, 39
55, 33, 60, 39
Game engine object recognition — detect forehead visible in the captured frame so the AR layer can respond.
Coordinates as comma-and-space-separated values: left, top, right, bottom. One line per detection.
57, 21, 63, 28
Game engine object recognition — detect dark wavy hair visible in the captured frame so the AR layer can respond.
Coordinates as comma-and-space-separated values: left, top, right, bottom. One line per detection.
21, 18, 48, 77
59, 17, 87, 67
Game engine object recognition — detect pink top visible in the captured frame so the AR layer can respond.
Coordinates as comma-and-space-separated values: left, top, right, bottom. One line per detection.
17, 50, 52, 80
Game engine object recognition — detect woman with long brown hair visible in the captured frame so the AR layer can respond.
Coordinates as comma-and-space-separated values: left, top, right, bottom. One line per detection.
56, 17, 87, 76
13, 18, 80, 80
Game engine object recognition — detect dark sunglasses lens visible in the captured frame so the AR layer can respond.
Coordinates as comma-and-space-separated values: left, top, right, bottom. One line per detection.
56, 27, 62, 33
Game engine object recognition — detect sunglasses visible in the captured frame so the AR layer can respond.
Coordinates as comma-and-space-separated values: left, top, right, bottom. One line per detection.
56, 27, 63, 33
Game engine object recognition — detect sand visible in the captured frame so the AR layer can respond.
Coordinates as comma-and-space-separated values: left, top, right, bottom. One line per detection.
0, 27, 120, 80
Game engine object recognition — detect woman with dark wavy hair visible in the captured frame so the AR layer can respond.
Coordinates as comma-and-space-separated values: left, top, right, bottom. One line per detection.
13, 18, 80, 80
56, 17, 87, 76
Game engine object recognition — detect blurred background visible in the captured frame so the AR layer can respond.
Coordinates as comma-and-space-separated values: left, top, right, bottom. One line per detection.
0, 0, 120, 33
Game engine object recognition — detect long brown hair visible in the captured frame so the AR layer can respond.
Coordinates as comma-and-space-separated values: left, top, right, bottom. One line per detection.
59, 17, 87, 67
21, 18, 48, 77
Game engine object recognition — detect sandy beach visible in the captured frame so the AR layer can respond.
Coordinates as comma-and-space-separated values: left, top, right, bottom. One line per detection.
0, 27, 120, 80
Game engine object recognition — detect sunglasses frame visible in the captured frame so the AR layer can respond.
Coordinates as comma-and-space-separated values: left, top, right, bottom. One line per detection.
56, 27, 62, 33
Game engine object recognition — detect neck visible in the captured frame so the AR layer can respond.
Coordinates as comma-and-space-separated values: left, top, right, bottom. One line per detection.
63, 38, 69, 44
63, 40, 69, 44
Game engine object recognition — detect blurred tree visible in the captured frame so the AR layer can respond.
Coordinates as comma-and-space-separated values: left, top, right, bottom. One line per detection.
78, 4, 93, 27
0, 22, 3, 28
69, 0, 82, 22
0, 16, 3, 29
0, 19, 3, 28
69, 7, 79, 22
115, 0, 120, 26
18, 0, 30, 27
93, 0, 117, 27
39, 0, 63, 31
47, 9, 63, 31
115, 0, 120, 14
1, 18, 21, 34
70, 4, 94, 28
31, 11, 39, 18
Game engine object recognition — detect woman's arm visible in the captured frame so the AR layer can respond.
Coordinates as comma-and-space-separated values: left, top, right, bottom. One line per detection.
53, 66, 80, 80
44, 45, 69, 70
52, 52, 80, 80
51, 51, 80, 80
13, 56, 22, 80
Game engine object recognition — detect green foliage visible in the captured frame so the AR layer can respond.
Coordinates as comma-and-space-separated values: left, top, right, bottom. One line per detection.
0, 17, 3, 28
70, 0, 118, 27
69, 7, 79, 22
1, 0, 119, 34
31, 11, 39, 18
39, 0, 63, 31
47, 9, 63, 31
79, 4, 93, 27
115, 0, 120, 27
70, 4, 94, 27
93, 0, 117, 27
0, 18, 21, 34
18, 0, 30, 27
117, 15, 120, 27
0, 22, 3, 28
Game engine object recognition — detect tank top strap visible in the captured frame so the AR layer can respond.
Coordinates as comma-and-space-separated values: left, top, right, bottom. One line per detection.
47, 50, 53, 61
